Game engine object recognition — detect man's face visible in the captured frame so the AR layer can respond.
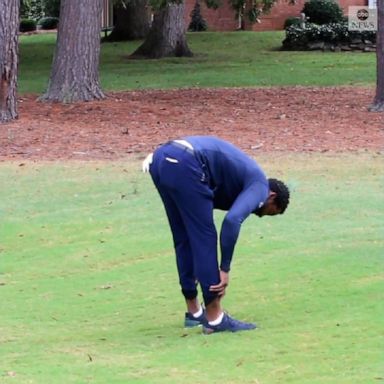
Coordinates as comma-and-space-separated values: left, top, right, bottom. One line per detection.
255, 193, 282, 217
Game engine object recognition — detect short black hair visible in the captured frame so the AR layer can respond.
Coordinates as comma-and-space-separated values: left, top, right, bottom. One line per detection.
268, 178, 290, 214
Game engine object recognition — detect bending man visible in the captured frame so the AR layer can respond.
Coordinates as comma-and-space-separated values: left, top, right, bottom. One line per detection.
143, 136, 290, 334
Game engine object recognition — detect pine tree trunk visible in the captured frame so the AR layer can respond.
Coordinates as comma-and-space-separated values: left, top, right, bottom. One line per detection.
105, 0, 150, 41
0, 0, 19, 122
370, 0, 384, 112
130, 2, 192, 59
40, 0, 105, 103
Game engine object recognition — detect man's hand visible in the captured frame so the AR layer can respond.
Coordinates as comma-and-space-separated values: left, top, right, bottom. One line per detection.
209, 270, 229, 297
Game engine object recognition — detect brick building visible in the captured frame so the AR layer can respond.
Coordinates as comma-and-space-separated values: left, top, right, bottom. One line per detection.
184, 0, 368, 31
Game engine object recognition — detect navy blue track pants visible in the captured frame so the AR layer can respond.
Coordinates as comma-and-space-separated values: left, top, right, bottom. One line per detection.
149, 142, 220, 305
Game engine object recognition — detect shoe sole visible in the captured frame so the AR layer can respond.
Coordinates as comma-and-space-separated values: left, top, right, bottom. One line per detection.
184, 320, 203, 328
202, 325, 257, 334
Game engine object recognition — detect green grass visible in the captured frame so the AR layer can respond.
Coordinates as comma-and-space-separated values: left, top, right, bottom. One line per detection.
19, 32, 376, 94
1, 153, 383, 383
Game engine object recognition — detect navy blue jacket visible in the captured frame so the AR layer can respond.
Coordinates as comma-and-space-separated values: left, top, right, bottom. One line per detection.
185, 136, 269, 272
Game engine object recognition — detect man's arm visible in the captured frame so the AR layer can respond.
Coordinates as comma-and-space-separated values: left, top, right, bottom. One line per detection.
219, 183, 268, 272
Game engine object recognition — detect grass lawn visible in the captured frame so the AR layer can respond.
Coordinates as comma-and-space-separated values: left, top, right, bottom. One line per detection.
18, 31, 376, 94
1, 153, 383, 383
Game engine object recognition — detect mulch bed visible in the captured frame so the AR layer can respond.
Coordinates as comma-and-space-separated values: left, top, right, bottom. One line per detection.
1, 86, 382, 161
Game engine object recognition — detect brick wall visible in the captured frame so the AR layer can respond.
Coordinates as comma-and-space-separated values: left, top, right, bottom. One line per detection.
184, 0, 368, 31
248, 0, 307, 31
185, 0, 239, 31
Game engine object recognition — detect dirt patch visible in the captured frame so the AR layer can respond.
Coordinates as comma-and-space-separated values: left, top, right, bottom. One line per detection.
0, 86, 382, 161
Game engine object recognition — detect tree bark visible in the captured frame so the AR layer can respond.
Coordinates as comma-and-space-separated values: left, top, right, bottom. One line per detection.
0, 0, 19, 122
370, 0, 384, 112
130, 2, 192, 59
105, 0, 150, 41
40, 0, 105, 103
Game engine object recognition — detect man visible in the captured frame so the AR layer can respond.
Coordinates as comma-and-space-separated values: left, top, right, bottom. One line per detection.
143, 136, 290, 334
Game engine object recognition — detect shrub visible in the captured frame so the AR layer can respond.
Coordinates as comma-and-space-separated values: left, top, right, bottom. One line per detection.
282, 22, 376, 50
302, 0, 344, 25
188, 1, 208, 32
19, 19, 37, 33
284, 16, 301, 29
20, 0, 44, 20
37, 16, 59, 29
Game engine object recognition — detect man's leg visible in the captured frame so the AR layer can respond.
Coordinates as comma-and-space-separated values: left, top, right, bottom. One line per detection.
155, 187, 199, 304
150, 144, 222, 321
150, 143, 227, 326
151, 182, 204, 325
168, 184, 222, 322
149, 146, 199, 308
157, 189, 207, 327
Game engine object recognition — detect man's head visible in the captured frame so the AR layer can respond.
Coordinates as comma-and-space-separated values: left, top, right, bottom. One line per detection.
256, 178, 290, 217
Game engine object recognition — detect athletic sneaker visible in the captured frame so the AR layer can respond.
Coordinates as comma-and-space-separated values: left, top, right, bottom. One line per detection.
203, 313, 257, 334
184, 311, 206, 328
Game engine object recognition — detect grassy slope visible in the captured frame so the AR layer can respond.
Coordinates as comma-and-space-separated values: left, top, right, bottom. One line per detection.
18, 32, 376, 94
1, 153, 382, 383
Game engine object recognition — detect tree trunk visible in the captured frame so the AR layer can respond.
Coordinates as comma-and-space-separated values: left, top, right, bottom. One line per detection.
130, 2, 192, 59
0, 0, 19, 122
370, 0, 384, 112
40, 0, 105, 103
105, 0, 150, 41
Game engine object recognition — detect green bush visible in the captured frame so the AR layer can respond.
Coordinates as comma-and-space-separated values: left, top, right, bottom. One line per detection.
37, 16, 59, 29
19, 19, 37, 33
20, 0, 44, 20
284, 16, 301, 29
188, 1, 208, 32
302, 0, 344, 25
282, 22, 376, 49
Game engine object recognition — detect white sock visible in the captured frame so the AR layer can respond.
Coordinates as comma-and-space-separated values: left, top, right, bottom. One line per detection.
192, 306, 203, 318
208, 312, 224, 326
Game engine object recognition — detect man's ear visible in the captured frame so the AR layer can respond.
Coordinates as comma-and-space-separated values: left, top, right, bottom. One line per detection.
265, 192, 278, 207
268, 191, 277, 202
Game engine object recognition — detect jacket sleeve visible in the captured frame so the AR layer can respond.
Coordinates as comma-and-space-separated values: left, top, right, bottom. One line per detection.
219, 183, 268, 272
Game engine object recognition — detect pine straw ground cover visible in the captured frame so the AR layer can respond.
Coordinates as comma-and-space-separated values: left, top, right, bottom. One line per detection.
0, 87, 382, 160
